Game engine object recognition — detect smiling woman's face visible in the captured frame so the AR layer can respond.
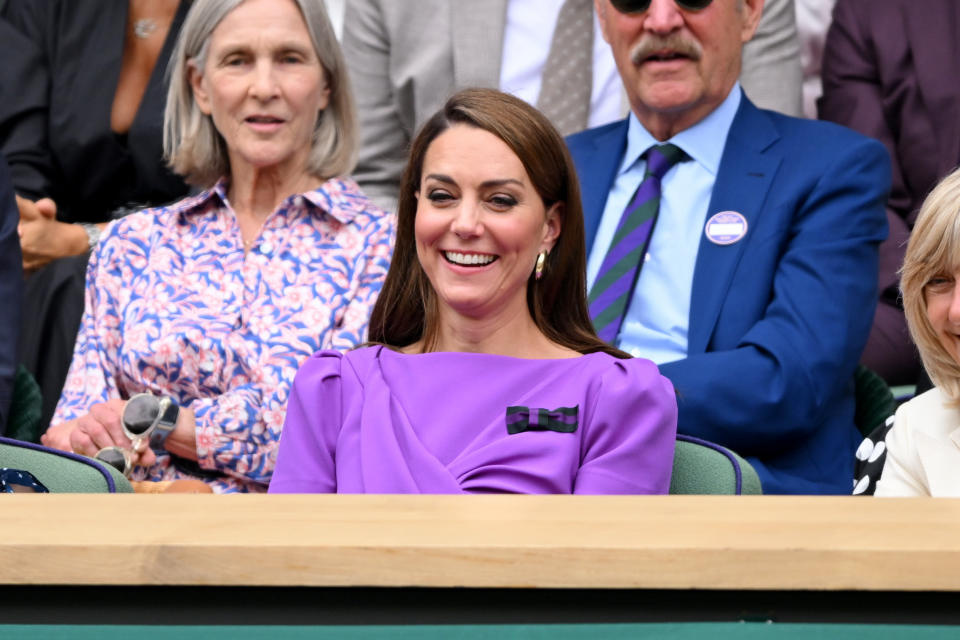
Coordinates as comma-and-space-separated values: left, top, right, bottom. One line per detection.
925, 267, 960, 367
414, 124, 561, 322
189, 0, 329, 178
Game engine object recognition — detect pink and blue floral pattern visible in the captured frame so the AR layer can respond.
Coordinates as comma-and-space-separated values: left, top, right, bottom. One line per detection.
53, 178, 394, 492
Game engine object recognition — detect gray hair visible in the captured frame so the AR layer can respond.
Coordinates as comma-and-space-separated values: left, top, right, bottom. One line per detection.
163, 0, 357, 186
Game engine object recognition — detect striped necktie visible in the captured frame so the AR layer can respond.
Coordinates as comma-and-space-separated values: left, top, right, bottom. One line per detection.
589, 143, 688, 345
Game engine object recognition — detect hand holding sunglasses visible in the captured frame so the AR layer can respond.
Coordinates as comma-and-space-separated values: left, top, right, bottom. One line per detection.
94, 393, 180, 477
42, 398, 132, 460
609, 0, 713, 13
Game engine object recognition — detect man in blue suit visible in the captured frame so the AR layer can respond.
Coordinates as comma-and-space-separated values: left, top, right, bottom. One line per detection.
568, 0, 890, 494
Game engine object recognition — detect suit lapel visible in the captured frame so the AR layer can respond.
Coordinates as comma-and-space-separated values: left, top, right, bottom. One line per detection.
904, 1, 960, 176
450, 0, 508, 88
687, 98, 780, 355
578, 120, 630, 252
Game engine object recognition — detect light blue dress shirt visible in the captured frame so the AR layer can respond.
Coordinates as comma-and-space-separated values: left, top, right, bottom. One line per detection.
585, 85, 742, 364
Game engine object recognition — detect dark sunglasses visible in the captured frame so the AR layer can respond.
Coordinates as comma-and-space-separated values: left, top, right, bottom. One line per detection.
95, 445, 134, 477
94, 393, 170, 477
610, 0, 713, 13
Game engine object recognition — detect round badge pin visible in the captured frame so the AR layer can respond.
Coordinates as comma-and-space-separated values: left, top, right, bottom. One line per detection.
704, 211, 748, 246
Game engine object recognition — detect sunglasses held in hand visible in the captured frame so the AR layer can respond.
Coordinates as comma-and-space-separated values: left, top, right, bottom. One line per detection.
610, 0, 713, 13
94, 393, 179, 477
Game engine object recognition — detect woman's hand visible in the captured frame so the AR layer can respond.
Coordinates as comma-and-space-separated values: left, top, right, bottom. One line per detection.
16, 195, 89, 271
41, 399, 158, 468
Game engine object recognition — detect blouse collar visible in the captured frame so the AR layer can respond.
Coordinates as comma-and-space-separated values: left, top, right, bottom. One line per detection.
172, 176, 370, 226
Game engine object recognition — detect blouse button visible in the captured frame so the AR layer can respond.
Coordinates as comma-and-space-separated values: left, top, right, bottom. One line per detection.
260, 242, 274, 255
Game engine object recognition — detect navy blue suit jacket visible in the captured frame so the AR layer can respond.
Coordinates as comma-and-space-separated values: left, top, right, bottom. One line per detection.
0, 156, 23, 434
567, 97, 890, 494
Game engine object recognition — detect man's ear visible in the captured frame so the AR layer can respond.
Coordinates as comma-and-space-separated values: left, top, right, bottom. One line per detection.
740, 0, 766, 43
189, 61, 212, 115
594, 0, 612, 44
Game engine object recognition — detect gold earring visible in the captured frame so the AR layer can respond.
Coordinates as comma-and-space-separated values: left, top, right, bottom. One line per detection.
535, 251, 548, 280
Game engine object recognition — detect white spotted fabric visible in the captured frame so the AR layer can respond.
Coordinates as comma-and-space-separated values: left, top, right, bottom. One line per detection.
852, 414, 896, 495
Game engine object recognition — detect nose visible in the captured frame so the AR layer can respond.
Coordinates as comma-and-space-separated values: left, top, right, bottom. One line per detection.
643, 0, 685, 33
250, 59, 279, 100
449, 199, 483, 239
949, 283, 960, 325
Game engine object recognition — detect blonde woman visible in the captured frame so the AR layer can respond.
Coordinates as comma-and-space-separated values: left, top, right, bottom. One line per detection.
871, 168, 960, 496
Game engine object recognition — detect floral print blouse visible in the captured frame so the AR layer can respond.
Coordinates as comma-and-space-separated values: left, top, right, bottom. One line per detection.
52, 177, 394, 492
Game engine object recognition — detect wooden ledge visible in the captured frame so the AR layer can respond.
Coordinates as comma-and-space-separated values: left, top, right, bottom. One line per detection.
4, 495, 960, 590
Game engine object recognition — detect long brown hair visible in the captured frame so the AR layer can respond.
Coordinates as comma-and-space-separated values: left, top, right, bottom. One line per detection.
367, 88, 627, 358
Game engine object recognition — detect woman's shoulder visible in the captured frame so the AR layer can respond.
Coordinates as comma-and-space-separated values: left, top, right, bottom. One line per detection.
299, 345, 384, 380
569, 354, 676, 425
311, 177, 392, 225
580, 352, 666, 384
101, 192, 208, 241
895, 387, 957, 436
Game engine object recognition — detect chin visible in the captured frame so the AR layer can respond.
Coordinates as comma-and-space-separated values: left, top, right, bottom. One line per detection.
435, 286, 499, 317
642, 89, 702, 113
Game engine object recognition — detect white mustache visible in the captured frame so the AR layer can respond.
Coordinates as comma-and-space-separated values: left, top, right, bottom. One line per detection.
630, 34, 703, 64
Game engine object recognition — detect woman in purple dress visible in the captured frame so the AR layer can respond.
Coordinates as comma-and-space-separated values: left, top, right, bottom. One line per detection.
270, 89, 677, 494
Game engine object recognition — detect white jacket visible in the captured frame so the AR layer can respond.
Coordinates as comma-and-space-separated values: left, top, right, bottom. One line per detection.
876, 387, 960, 497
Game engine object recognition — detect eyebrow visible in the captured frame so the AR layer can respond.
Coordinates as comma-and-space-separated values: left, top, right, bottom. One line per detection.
424, 174, 524, 189
214, 40, 315, 57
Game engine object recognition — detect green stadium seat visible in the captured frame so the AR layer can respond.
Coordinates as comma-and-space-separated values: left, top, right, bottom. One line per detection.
0, 436, 133, 493
670, 435, 762, 495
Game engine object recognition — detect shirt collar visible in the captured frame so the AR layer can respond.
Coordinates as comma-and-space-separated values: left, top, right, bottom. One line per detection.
174, 176, 367, 226
619, 83, 742, 177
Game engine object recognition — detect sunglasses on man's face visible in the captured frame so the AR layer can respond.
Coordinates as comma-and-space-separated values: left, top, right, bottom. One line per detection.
610, 0, 714, 13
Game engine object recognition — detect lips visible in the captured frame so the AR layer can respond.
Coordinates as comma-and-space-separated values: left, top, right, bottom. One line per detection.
245, 115, 285, 124
642, 50, 689, 63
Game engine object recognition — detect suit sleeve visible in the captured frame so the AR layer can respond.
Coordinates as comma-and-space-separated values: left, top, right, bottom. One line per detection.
819, 0, 907, 296
660, 134, 890, 455
342, 0, 408, 213
740, 0, 803, 117
0, 157, 23, 433
0, 2, 54, 200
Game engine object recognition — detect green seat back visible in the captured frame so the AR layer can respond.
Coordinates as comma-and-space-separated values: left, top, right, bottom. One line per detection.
5, 364, 43, 443
670, 435, 762, 495
854, 364, 897, 437
0, 436, 133, 493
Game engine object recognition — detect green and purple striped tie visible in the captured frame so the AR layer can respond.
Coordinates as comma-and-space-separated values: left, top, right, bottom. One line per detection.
589, 143, 688, 345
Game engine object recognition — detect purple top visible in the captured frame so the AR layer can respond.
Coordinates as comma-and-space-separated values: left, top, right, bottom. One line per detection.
269, 346, 677, 494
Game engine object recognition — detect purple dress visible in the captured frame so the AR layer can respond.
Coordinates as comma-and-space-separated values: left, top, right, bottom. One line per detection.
269, 346, 677, 494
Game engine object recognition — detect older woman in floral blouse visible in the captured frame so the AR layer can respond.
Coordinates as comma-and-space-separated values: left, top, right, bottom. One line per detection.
40, 0, 392, 492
